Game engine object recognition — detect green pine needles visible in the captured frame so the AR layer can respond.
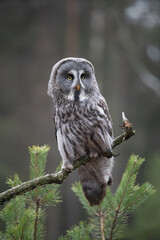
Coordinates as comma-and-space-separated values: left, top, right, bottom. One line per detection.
59, 221, 93, 240
60, 155, 155, 240
0, 145, 61, 240
0, 147, 155, 240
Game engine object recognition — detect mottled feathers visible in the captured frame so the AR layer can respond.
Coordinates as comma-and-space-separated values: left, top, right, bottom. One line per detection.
48, 57, 114, 206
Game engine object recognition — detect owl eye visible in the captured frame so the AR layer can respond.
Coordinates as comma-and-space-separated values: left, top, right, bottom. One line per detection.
81, 74, 85, 80
67, 75, 73, 81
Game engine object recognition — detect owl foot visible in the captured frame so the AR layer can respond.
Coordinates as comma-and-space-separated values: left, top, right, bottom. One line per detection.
89, 151, 99, 159
61, 162, 73, 172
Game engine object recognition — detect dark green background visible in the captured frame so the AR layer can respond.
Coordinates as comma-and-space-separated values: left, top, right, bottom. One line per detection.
0, 0, 160, 239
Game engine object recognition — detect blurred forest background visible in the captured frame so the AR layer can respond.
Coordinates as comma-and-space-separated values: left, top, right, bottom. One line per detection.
0, 0, 160, 239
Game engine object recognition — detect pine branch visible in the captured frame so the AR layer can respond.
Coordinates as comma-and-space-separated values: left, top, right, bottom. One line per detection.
71, 155, 154, 240
100, 210, 105, 240
108, 158, 137, 240
33, 152, 40, 240
0, 112, 135, 205
33, 198, 40, 240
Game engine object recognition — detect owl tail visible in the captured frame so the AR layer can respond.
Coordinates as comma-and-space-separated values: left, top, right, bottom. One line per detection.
78, 158, 112, 206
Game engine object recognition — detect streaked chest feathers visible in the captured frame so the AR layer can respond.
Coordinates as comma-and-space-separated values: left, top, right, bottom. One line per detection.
56, 100, 113, 161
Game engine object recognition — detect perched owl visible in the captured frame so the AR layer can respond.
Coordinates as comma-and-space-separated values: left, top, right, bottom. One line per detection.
48, 57, 114, 206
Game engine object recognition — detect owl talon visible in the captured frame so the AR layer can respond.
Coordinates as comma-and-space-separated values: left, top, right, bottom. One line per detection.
89, 152, 99, 159
61, 163, 73, 172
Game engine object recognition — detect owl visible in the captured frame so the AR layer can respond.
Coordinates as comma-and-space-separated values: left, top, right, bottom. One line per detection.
48, 57, 114, 206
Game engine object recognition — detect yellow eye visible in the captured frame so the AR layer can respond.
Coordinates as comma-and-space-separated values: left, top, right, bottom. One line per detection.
81, 75, 85, 80
67, 75, 73, 81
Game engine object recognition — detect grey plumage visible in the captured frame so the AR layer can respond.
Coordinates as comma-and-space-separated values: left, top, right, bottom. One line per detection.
48, 57, 114, 206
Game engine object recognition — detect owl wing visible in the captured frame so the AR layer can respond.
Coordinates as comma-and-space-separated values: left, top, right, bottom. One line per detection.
52, 115, 57, 142
98, 98, 114, 139
79, 97, 114, 206
52, 102, 57, 142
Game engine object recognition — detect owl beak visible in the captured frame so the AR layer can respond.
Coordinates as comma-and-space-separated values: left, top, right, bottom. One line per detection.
76, 84, 80, 91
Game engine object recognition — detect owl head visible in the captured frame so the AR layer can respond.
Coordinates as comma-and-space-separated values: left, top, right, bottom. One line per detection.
48, 57, 100, 102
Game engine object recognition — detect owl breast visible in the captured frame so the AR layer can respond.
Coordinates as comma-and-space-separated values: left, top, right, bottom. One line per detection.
55, 99, 113, 163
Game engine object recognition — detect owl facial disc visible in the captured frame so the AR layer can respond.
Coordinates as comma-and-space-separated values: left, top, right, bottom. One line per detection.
48, 57, 99, 102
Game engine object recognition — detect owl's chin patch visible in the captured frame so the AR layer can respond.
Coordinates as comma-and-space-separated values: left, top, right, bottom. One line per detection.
74, 89, 80, 102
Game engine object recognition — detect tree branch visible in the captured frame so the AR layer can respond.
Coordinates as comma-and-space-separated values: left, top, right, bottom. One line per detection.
0, 112, 135, 205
